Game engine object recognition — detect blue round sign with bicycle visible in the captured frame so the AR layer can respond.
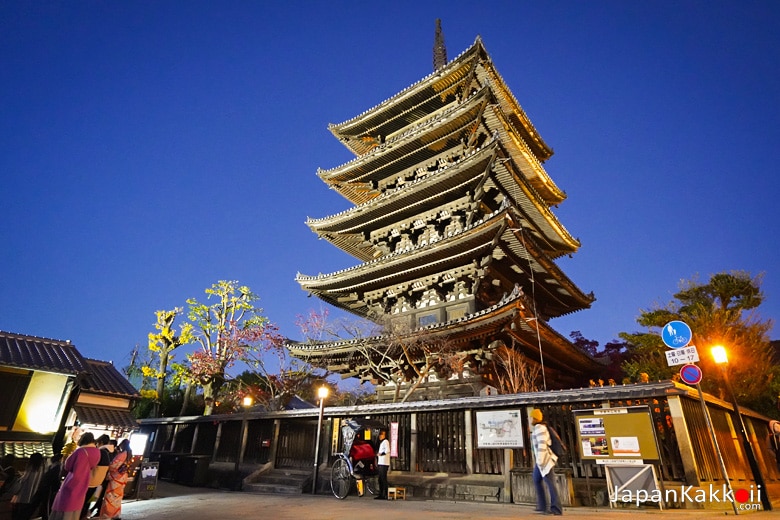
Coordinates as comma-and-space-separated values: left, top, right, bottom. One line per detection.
662, 320, 692, 349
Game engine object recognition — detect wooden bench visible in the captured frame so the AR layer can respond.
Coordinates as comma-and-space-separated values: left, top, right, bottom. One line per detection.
388, 486, 406, 500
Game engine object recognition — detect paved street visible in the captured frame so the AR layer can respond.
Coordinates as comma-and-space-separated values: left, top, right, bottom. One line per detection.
120, 481, 778, 519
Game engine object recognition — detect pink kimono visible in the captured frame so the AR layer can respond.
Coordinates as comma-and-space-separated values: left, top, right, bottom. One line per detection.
51, 445, 101, 517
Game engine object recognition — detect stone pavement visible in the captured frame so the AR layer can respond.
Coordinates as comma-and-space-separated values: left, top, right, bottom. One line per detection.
120, 481, 778, 520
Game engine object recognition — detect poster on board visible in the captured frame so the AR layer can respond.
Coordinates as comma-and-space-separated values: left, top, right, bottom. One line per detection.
573, 406, 660, 463
476, 410, 523, 448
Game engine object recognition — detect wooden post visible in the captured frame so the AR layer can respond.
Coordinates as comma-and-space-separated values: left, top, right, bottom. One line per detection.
410, 413, 418, 474
464, 409, 473, 475
667, 395, 702, 486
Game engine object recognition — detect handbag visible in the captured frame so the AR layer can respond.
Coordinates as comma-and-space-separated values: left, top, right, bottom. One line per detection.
88, 465, 109, 487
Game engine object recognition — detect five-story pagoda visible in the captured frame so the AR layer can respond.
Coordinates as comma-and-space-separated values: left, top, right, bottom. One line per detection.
292, 23, 600, 401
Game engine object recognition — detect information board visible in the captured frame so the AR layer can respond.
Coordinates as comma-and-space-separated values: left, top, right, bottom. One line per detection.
136, 461, 159, 500
573, 407, 660, 463
475, 410, 524, 448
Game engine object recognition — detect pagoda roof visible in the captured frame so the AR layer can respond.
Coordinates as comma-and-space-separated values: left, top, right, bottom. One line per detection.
328, 37, 553, 163
296, 206, 593, 318
287, 289, 601, 377
320, 85, 566, 207
307, 139, 579, 261
318, 87, 491, 201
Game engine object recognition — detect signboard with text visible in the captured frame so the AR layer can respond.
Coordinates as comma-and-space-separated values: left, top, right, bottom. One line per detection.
573, 406, 660, 463
665, 345, 699, 366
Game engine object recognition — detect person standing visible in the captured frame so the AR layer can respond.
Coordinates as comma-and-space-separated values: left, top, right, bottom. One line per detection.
530, 409, 562, 516
98, 439, 132, 519
10, 452, 45, 520
27, 454, 62, 520
81, 435, 111, 519
769, 420, 780, 473
89, 439, 116, 518
50, 432, 101, 520
375, 430, 390, 500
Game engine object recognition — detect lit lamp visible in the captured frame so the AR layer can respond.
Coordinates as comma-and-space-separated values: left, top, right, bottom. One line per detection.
235, 395, 254, 478
311, 386, 329, 495
711, 346, 771, 510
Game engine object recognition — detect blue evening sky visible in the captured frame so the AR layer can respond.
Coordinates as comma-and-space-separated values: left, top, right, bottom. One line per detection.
2, 1, 778, 371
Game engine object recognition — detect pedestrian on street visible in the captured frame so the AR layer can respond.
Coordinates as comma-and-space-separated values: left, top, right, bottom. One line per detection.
50, 432, 101, 520
530, 409, 562, 516
375, 430, 390, 500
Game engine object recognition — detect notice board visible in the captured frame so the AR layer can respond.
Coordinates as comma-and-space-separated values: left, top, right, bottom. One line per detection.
136, 461, 159, 499
573, 406, 660, 463
475, 410, 524, 448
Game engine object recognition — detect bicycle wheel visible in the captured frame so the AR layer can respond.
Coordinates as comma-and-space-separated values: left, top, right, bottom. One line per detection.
330, 458, 352, 499
363, 474, 379, 496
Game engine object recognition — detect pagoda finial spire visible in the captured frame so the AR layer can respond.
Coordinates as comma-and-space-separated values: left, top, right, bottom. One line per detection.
433, 19, 447, 71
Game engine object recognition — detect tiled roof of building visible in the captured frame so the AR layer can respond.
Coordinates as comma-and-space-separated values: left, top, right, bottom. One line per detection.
0, 441, 55, 459
140, 381, 696, 425
0, 330, 88, 375
82, 358, 140, 398
73, 404, 138, 429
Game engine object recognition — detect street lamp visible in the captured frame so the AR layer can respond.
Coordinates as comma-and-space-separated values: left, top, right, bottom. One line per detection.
311, 386, 329, 495
711, 346, 771, 511
234, 395, 254, 481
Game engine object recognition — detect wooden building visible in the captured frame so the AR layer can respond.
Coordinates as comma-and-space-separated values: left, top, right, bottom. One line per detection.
293, 31, 599, 395
139, 381, 780, 508
0, 330, 139, 459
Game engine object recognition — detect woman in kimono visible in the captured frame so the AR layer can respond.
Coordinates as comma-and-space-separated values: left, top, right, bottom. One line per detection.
98, 439, 132, 519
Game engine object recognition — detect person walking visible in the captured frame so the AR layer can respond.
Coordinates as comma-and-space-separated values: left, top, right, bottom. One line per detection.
50, 432, 101, 520
10, 452, 45, 520
98, 439, 132, 519
530, 409, 562, 516
375, 430, 390, 500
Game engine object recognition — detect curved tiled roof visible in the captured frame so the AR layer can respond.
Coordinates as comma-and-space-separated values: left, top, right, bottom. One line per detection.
0, 330, 88, 375
82, 358, 140, 398
73, 404, 138, 429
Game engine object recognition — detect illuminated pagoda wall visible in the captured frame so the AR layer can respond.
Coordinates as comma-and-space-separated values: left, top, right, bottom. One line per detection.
293, 26, 599, 399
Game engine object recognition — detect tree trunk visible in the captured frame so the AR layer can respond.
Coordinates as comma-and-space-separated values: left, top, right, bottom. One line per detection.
179, 382, 194, 416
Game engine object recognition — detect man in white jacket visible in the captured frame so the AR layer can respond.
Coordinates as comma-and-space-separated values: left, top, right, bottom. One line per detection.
375, 430, 390, 500
530, 409, 562, 515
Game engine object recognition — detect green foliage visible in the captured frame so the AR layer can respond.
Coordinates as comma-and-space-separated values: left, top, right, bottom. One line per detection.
185, 280, 273, 415
621, 271, 778, 416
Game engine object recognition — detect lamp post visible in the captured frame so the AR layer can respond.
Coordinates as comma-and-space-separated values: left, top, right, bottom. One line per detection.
711, 346, 771, 511
235, 395, 254, 481
311, 386, 329, 495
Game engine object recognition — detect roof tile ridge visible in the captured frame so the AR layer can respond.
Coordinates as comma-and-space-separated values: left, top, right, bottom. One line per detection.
328, 39, 483, 131
0, 330, 75, 345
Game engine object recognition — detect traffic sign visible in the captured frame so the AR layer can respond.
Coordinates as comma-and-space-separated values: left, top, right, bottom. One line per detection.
665, 345, 700, 366
662, 320, 692, 349
679, 363, 703, 385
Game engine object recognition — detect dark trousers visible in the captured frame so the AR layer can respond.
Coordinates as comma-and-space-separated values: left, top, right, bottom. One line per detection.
81, 486, 98, 518
90, 483, 108, 515
532, 465, 562, 515
378, 465, 389, 498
